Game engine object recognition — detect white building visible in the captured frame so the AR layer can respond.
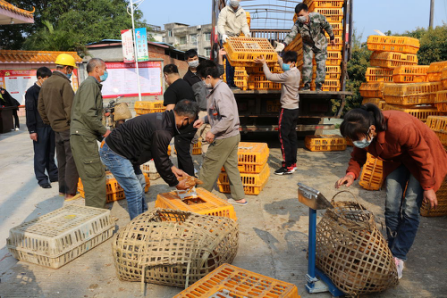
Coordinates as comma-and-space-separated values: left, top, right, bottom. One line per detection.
162, 23, 212, 58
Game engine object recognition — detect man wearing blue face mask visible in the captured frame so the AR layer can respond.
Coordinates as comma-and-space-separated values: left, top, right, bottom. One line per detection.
255, 51, 301, 175
38, 53, 79, 200
70, 58, 111, 209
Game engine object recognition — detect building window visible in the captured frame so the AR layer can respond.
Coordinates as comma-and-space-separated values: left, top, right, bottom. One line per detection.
168, 30, 172, 37
179, 36, 187, 45
204, 32, 211, 41
190, 34, 198, 45
205, 48, 211, 57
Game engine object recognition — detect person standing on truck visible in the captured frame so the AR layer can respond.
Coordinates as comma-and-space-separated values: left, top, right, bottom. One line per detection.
335, 104, 447, 279
71, 58, 111, 209
275, 3, 335, 92
194, 60, 247, 205
255, 51, 300, 175
163, 64, 196, 176
217, 0, 251, 89
38, 54, 79, 199
100, 100, 198, 219
25, 67, 58, 189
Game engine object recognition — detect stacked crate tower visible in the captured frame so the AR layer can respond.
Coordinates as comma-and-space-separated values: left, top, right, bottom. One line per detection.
301, 0, 345, 91
365, 35, 447, 122
217, 142, 270, 196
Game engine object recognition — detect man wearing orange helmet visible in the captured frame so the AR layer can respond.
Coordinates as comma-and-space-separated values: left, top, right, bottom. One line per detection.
38, 54, 79, 199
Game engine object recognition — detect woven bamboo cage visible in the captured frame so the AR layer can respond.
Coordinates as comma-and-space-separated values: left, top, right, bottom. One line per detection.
315, 191, 398, 296
112, 209, 239, 289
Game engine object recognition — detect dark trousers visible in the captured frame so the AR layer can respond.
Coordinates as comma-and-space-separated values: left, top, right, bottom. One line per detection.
71, 134, 106, 209
55, 129, 79, 195
33, 126, 58, 186
174, 130, 196, 176
12, 109, 19, 129
279, 108, 298, 167
225, 58, 235, 86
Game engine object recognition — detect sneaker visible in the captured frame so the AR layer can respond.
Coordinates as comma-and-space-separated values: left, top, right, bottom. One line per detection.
275, 167, 293, 175
301, 83, 310, 91
394, 257, 404, 279
315, 83, 322, 92
289, 163, 297, 173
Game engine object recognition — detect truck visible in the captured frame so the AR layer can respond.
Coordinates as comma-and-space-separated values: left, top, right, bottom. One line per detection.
211, 0, 354, 134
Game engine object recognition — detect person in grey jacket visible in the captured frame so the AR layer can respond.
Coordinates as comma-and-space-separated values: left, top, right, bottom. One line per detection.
194, 60, 247, 205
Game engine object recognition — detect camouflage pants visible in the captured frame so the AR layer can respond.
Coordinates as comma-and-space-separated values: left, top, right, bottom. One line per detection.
302, 44, 327, 85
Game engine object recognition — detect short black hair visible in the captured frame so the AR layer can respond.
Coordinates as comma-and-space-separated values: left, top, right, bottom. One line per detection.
163, 64, 179, 75
174, 99, 199, 118
185, 49, 198, 60
196, 60, 220, 79
36, 67, 52, 79
295, 3, 308, 14
86, 58, 105, 73
283, 51, 298, 63
340, 104, 388, 141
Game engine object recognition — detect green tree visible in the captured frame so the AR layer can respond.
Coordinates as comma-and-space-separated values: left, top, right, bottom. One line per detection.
401, 25, 447, 65
0, 0, 144, 54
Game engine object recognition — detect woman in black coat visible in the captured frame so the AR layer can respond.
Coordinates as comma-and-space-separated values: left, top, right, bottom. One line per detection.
0, 87, 20, 130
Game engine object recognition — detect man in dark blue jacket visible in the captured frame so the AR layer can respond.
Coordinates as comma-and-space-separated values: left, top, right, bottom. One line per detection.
25, 67, 58, 188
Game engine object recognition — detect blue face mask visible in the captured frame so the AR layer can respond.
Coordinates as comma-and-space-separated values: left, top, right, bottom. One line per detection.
67, 72, 72, 79
100, 70, 108, 82
353, 128, 374, 148
282, 63, 291, 71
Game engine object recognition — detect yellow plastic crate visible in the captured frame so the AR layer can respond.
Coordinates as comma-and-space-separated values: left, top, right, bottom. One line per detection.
359, 82, 384, 98
305, 135, 347, 152
370, 52, 418, 68
309, 0, 344, 10
392, 65, 429, 83
365, 67, 394, 83
134, 100, 166, 115
435, 91, 447, 112
173, 263, 300, 298
426, 116, 447, 146
218, 163, 270, 196
154, 188, 237, 221
421, 176, 447, 217
324, 22, 343, 37
383, 104, 444, 122
361, 97, 381, 106
322, 79, 341, 92
427, 61, 447, 83
224, 37, 278, 67
314, 8, 344, 22
326, 50, 343, 66
325, 65, 341, 79
7, 205, 114, 269
237, 142, 269, 165
367, 35, 420, 54
248, 81, 282, 90
246, 64, 283, 74
359, 153, 384, 191
441, 67, 447, 90
383, 82, 441, 96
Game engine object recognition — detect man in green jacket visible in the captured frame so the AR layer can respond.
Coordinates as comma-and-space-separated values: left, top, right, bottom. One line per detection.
71, 58, 111, 208
38, 54, 79, 199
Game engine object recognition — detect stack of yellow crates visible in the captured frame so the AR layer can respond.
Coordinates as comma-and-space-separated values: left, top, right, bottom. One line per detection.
78, 171, 150, 203
134, 100, 166, 115
430, 61, 447, 114
303, 0, 344, 91
217, 142, 270, 195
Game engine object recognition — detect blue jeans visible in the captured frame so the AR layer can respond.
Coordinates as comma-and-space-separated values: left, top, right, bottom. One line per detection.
99, 142, 147, 220
385, 164, 423, 261
225, 57, 235, 86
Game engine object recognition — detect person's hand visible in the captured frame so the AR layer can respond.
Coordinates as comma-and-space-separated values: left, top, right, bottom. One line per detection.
176, 179, 189, 190
246, 32, 251, 38
423, 189, 438, 209
29, 133, 38, 142
205, 131, 215, 144
103, 129, 111, 138
222, 34, 229, 43
194, 119, 204, 129
219, 48, 227, 57
254, 55, 266, 64
171, 166, 188, 179
274, 41, 285, 53
330, 39, 336, 47
335, 174, 355, 189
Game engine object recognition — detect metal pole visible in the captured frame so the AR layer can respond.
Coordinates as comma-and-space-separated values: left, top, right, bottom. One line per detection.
429, 0, 434, 29
130, 0, 143, 101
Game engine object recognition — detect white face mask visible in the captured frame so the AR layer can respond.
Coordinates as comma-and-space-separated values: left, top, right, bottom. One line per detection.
229, 0, 239, 9
297, 16, 308, 23
353, 127, 374, 148
203, 78, 213, 89
188, 60, 199, 68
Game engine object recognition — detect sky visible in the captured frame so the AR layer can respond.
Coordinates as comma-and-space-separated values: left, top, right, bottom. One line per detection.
138, 0, 447, 41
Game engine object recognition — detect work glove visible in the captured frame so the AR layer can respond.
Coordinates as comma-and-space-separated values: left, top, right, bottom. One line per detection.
274, 41, 285, 52
222, 34, 229, 43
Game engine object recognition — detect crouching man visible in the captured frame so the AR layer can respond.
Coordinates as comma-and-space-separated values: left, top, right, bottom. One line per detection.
100, 99, 199, 219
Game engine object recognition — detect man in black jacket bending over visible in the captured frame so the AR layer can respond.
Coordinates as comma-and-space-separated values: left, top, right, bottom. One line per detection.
99, 99, 199, 220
